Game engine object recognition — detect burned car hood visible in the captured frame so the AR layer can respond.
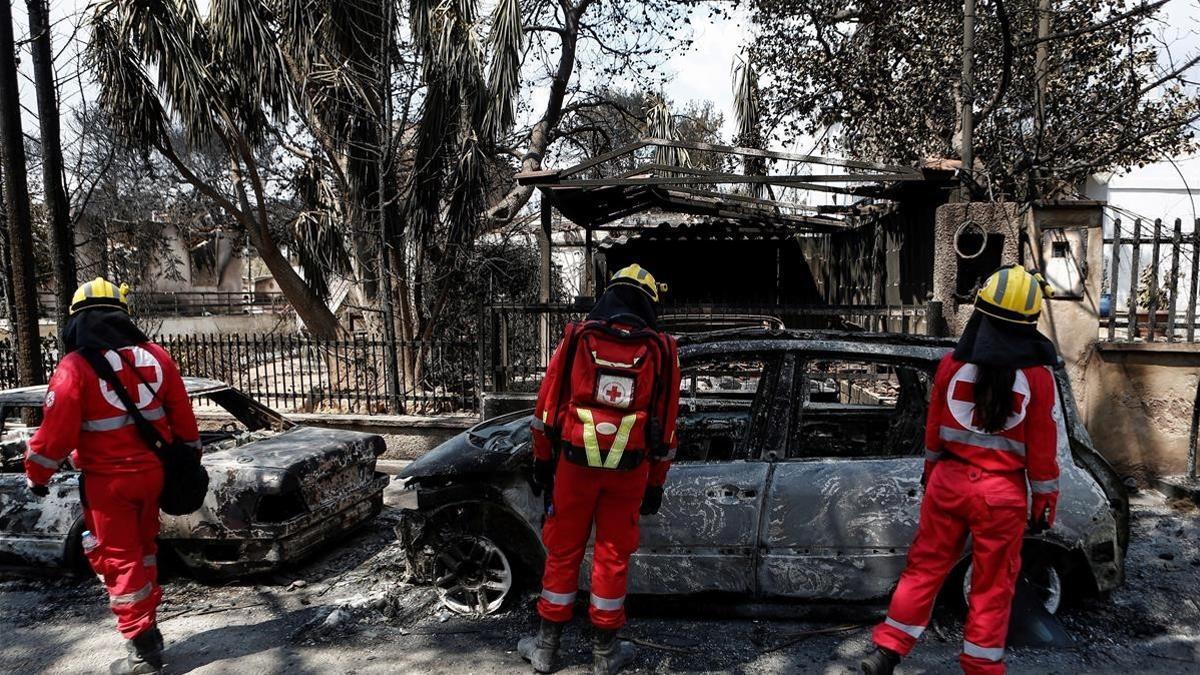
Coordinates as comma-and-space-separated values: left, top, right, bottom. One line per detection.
400, 410, 532, 480
165, 426, 385, 536
203, 426, 383, 473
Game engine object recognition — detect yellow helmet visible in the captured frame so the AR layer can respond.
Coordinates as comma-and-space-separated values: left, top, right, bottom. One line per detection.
609, 264, 661, 302
976, 265, 1053, 324
70, 277, 131, 315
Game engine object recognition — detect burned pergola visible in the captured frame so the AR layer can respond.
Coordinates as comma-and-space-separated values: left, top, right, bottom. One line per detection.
517, 137, 953, 300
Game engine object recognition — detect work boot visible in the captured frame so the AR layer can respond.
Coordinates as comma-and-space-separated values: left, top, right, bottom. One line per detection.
109, 628, 165, 674
592, 628, 635, 675
517, 618, 564, 673
860, 646, 900, 675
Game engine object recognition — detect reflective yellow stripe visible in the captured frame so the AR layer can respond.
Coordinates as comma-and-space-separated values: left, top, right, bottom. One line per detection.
604, 414, 638, 469
577, 408, 603, 467
576, 409, 639, 469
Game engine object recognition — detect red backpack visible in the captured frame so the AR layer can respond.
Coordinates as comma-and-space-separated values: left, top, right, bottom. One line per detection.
544, 317, 676, 471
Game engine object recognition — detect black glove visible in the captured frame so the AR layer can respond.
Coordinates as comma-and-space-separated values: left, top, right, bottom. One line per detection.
532, 459, 555, 496
26, 478, 48, 498
640, 485, 664, 516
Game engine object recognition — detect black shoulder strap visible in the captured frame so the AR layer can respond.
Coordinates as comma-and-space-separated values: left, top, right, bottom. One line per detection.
79, 348, 170, 459
547, 322, 583, 437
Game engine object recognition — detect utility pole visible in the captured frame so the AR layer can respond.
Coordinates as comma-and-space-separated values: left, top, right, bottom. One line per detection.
960, 0, 976, 201
0, 0, 45, 386
377, 0, 402, 414
26, 0, 76, 335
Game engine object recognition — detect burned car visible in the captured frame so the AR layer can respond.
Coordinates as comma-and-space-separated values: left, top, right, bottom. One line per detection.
0, 378, 388, 577
397, 330, 1128, 616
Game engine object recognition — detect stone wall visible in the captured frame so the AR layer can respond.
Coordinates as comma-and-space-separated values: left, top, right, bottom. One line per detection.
1081, 344, 1200, 477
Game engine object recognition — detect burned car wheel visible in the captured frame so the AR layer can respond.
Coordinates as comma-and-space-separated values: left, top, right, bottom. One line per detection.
962, 558, 1063, 615
433, 533, 514, 615
64, 516, 91, 573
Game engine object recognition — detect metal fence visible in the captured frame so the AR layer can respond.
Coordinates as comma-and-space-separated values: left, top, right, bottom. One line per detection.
1104, 218, 1200, 342
484, 300, 939, 393
11, 291, 291, 319
0, 333, 477, 415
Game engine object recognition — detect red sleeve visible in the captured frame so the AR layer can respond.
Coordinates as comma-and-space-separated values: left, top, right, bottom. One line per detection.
923, 354, 954, 478
648, 334, 681, 487
25, 356, 85, 485
1024, 366, 1061, 496
155, 347, 200, 454
531, 324, 576, 462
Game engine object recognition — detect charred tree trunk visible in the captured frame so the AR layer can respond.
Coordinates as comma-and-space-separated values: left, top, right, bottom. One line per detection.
25, 0, 76, 334
0, 0, 45, 385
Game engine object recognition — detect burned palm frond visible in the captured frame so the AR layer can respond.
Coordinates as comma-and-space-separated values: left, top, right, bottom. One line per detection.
732, 53, 768, 199
289, 209, 351, 301
482, 0, 523, 141
206, 0, 291, 143
86, 16, 167, 149
289, 159, 352, 301
645, 95, 691, 170
402, 0, 510, 254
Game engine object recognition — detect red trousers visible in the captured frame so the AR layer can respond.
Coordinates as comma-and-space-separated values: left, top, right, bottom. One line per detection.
537, 459, 649, 630
873, 460, 1026, 675
82, 468, 164, 639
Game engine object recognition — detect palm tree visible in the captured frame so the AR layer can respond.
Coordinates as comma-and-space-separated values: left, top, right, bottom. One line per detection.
645, 95, 691, 170
396, 0, 523, 381
87, 0, 344, 338
732, 53, 767, 199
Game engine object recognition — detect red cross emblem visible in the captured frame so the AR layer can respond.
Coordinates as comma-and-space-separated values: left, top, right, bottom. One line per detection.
99, 347, 163, 409
595, 374, 634, 409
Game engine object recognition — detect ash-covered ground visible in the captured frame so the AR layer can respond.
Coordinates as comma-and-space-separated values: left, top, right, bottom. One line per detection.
1, 491, 1198, 674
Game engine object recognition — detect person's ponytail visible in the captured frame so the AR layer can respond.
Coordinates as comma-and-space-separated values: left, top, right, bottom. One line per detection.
974, 365, 1017, 433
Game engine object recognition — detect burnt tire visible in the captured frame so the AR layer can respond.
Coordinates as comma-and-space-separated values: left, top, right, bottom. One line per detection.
418, 499, 544, 616
958, 555, 1065, 616
63, 516, 92, 574
431, 532, 516, 616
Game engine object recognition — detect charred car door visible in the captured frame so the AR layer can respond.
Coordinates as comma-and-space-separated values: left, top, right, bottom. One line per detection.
758, 353, 931, 600
625, 350, 784, 595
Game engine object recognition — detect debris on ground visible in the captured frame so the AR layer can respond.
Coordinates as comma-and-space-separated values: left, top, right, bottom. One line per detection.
2, 492, 1200, 673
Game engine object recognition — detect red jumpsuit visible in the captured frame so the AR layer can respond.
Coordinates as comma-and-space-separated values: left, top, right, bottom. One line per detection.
531, 322, 681, 630
25, 343, 200, 640
872, 355, 1061, 675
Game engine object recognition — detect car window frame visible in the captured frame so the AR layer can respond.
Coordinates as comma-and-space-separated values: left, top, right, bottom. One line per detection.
674, 349, 787, 464
783, 350, 935, 463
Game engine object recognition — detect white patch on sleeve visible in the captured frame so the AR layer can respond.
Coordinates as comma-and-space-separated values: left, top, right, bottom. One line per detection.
44, 391, 56, 409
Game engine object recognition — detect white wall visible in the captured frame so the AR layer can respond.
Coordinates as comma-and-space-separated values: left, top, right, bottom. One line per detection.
1087, 155, 1200, 313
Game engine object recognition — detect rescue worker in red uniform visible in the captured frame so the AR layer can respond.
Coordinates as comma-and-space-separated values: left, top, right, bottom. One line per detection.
518, 264, 681, 675
862, 265, 1061, 675
24, 278, 200, 675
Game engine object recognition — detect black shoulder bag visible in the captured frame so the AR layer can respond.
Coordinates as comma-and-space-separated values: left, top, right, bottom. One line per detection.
80, 348, 209, 516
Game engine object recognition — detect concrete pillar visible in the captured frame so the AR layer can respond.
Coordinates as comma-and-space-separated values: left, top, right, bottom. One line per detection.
932, 202, 1022, 335
1029, 202, 1104, 402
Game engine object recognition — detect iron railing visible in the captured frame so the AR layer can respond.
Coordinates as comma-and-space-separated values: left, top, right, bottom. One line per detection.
11, 291, 291, 319
1103, 218, 1200, 342
0, 333, 476, 414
